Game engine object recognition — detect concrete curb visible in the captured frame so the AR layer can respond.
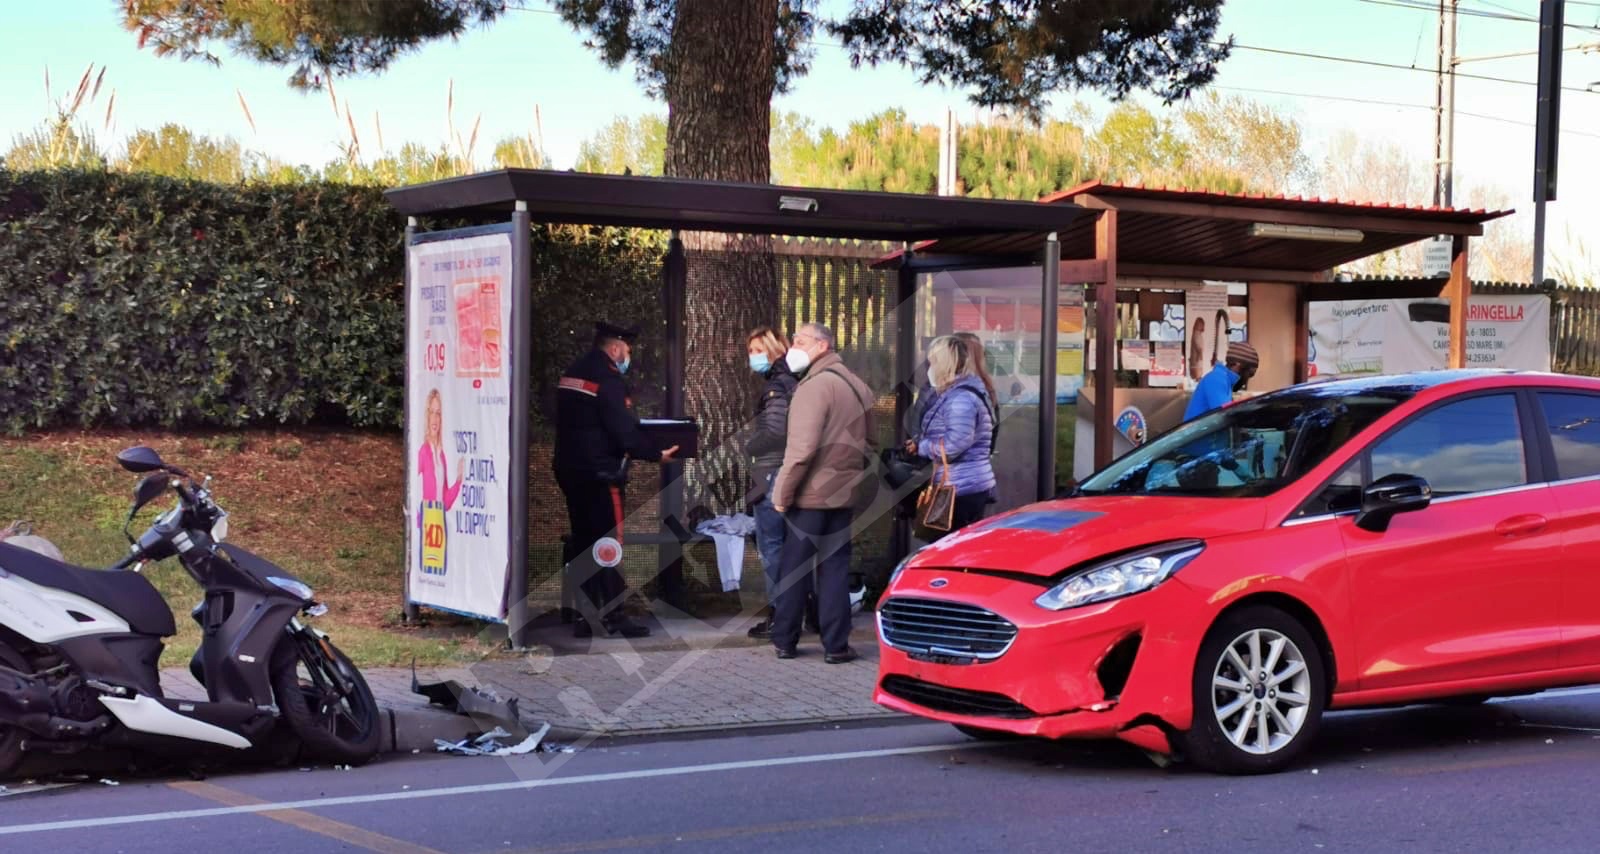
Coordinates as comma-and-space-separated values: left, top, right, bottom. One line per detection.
381, 702, 907, 754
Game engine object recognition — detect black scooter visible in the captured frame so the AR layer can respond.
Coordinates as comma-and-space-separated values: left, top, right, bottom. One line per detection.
0, 446, 381, 777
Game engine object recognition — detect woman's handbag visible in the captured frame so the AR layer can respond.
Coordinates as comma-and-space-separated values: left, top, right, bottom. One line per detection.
881, 446, 930, 490
915, 442, 958, 536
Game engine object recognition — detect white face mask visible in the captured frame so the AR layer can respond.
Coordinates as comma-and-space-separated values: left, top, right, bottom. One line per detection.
785, 347, 812, 374
927, 367, 938, 388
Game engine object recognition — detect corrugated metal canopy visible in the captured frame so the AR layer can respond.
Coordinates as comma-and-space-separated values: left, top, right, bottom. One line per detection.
384, 169, 1087, 240
902, 181, 1514, 278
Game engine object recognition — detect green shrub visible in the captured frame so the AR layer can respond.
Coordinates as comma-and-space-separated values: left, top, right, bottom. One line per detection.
0, 168, 664, 433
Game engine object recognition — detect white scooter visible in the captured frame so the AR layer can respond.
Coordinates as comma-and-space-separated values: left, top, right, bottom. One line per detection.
0, 446, 380, 777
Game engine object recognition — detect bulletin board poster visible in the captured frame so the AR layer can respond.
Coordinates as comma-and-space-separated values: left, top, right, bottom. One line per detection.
1056, 286, 1086, 402
1150, 341, 1186, 387
406, 228, 515, 622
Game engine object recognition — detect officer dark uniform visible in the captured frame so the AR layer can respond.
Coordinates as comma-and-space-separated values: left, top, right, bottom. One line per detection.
554, 322, 671, 638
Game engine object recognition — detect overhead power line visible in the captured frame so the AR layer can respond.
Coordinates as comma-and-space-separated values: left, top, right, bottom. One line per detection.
1211, 83, 1600, 138
1360, 0, 1600, 32
1226, 42, 1599, 95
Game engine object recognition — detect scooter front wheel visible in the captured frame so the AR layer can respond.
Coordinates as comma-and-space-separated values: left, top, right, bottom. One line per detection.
272, 632, 382, 766
0, 640, 29, 779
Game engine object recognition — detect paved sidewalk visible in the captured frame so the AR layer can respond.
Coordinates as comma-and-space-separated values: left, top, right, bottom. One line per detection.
161, 615, 900, 746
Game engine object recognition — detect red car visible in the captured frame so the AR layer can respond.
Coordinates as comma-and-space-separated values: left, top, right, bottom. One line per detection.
876, 370, 1600, 773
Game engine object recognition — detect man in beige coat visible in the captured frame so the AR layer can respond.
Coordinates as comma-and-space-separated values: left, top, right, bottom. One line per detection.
770, 322, 875, 662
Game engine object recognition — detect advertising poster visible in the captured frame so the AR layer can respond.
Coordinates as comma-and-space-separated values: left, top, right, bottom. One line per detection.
1150, 341, 1185, 387
1307, 300, 1390, 377
1382, 295, 1551, 372
1308, 295, 1550, 377
1056, 286, 1086, 402
406, 229, 515, 622
1184, 284, 1231, 384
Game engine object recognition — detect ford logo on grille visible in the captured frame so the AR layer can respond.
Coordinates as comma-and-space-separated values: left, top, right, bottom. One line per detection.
929, 577, 949, 588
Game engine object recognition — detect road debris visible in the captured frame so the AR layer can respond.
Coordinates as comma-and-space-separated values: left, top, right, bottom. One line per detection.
413, 662, 531, 740
435, 723, 554, 757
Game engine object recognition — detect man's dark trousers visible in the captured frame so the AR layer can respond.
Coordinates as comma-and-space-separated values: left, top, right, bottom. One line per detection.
555, 468, 626, 619
771, 508, 853, 654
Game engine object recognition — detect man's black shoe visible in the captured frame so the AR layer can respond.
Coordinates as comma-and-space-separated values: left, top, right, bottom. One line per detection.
746, 618, 773, 639
823, 647, 859, 664
609, 617, 651, 639
775, 646, 798, 660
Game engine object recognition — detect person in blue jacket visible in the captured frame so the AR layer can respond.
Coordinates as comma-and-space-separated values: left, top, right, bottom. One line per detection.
908, 335, 997, 534
1184, 341, 1260, 421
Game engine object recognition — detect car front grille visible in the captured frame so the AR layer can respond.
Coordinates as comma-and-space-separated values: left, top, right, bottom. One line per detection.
880, 675, 1035, 719
878, 597, 1018, 661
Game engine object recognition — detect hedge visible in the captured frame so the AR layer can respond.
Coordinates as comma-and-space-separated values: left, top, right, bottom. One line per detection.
0, 169, 664, 434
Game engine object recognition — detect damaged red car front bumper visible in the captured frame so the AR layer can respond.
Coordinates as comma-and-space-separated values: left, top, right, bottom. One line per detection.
873, 569, 1211, 754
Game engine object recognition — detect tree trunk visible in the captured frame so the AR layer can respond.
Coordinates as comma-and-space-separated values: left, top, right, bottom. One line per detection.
663, 0, 778, 513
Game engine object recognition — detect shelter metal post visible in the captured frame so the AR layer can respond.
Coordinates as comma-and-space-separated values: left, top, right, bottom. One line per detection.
891, 247, 918, 563
1294, 286, 1311, 385
1039, 234, 1060, 500
509, 203, 533, 649
1093, 211, 1118, 470
658, 233, 688, 611
1446, 235, 1471, 369
403, 217, 420, 625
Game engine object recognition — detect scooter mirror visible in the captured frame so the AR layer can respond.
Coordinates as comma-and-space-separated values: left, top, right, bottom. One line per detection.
117, 446, 166, 473
133, 472, 170, 511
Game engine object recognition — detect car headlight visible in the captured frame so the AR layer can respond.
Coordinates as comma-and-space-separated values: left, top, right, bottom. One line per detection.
1034, 541, 1204, 611
268, 576, 314, 601
211, 512, 229, 544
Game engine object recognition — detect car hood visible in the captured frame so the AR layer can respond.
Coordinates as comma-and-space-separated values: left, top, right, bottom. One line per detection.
907, 495, 1267, 578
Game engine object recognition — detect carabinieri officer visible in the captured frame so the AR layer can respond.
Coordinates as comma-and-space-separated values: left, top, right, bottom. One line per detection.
554, 322, 678, 639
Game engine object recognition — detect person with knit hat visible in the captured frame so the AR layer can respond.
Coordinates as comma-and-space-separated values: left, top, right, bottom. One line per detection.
1184, 340, 1260, 421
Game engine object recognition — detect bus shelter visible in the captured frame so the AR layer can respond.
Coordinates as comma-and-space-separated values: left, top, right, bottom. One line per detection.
385, 169, 1086, 647
890, 183, 1512, 488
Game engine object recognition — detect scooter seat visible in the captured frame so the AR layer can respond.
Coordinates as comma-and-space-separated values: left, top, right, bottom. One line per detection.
0, 543, 177, 637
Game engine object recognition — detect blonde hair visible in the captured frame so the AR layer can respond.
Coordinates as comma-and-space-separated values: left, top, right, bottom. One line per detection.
927, 335, 967, 390
952, 332, 997, 404
424, 389, 444, 448
746, 326, 789, 361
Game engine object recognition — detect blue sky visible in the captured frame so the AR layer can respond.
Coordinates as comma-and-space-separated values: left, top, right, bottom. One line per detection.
3, 0, 1598, 268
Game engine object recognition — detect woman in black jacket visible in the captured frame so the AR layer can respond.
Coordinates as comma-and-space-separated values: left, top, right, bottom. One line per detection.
744, 326, 800, 638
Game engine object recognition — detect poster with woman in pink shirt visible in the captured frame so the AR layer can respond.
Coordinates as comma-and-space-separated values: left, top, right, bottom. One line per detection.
417, 388, 464, 575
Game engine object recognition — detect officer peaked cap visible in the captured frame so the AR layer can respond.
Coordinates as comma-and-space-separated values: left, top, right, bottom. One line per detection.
594, 321, 640, 343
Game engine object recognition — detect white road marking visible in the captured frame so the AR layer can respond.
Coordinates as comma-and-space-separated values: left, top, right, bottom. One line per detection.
0, 740, 988, 837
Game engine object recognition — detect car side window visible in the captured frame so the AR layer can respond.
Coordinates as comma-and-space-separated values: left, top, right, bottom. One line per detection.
1538, 392, 1600, 480
1369, 394, 1526, 498
1296, 458, 1364, 518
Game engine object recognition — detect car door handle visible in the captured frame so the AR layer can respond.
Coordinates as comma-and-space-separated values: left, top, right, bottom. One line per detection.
1495, 514, 1548, 537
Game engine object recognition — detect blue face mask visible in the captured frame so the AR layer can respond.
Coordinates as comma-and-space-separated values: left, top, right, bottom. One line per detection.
616, 356, 631, 375
749, 353, 770, 373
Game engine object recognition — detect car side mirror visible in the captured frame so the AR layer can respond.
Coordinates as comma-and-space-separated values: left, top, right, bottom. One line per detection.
117, 446, 166, 473
1355, 474, 1432, 532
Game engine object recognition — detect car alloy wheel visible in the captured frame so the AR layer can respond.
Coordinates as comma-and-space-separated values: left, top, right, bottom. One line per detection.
1210, 628, 1312, 755
1182, 605, 1326, 774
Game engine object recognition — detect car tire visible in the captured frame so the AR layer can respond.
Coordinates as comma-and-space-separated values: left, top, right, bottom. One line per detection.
953, 723, 1026, 742
1181, 606, 1327, 775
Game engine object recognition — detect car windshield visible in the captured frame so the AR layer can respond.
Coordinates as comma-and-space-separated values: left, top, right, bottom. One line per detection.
1077, 388, 1410, 498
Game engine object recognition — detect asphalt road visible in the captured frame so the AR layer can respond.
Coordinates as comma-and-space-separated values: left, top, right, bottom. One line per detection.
8, 688, 1600, 854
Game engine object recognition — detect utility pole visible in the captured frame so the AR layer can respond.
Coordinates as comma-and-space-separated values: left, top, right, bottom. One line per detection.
937, 108, 958, 196
1533, 0, 1565, 285
1432, 0, 1459, 207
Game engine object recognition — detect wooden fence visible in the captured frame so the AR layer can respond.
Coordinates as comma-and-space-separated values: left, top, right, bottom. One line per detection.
1478, 281, 1598, 377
